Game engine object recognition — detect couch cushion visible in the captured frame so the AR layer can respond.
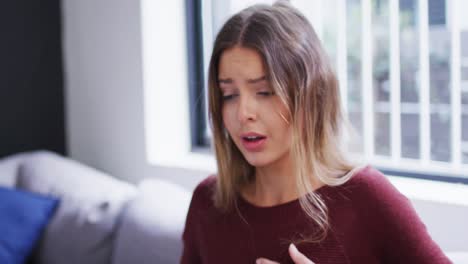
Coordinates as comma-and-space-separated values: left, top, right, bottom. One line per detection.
16, 151, 137, 264
0, 186, 59, 264
112, 178, 191, 264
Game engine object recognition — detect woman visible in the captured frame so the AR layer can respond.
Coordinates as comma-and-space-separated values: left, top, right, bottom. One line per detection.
181, 1, 451, 263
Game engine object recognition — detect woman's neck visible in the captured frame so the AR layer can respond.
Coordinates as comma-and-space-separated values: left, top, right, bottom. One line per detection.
242, 153, 299, 207
241, 153, 325, 207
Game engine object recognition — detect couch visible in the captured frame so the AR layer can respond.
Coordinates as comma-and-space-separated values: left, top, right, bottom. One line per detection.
0, 150, 191, 264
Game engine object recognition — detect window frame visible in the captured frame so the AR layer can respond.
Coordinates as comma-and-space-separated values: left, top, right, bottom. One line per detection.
186, 0, 208, 149
189, 0, 468, 184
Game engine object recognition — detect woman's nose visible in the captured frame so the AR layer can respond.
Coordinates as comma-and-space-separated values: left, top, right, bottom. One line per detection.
237, 94, 257, 123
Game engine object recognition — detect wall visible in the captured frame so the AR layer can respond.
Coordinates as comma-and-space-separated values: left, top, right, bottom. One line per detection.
62, 0, 207, 190
0, 0, 66, 158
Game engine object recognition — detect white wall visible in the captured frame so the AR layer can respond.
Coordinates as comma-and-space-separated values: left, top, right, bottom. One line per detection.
62, 0, 467, 254
62, 0, 208, 190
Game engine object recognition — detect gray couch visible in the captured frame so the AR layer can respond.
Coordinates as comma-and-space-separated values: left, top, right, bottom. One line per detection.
0, 150, 191, 264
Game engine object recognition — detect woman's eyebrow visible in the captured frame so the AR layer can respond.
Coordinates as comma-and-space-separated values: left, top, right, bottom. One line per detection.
247, 76, 266, 84
218, 76, 266, 85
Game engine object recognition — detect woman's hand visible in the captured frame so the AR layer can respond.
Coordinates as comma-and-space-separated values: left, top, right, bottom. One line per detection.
256, 244, 316, 264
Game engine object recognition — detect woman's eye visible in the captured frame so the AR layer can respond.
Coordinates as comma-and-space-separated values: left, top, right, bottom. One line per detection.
258, 91, 275, 97
221, 91, 273, 101
222, 94, 237, 101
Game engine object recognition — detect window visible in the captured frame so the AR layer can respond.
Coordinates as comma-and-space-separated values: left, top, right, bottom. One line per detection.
194, 0, 468, 182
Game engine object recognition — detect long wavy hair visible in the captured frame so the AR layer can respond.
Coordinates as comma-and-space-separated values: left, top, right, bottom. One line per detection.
208, 0, 359, 243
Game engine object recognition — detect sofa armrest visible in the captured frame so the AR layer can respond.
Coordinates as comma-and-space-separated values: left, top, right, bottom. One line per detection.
0, 151, 39, 187
16, 151, 137, 264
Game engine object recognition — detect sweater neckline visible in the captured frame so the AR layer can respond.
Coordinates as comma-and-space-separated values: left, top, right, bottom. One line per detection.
237, 183, 332, 210
235, 184, 335, 227
232, 166, 368, 227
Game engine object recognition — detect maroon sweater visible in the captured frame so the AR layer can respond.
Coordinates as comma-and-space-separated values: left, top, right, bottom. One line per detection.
180, 166, 451, 264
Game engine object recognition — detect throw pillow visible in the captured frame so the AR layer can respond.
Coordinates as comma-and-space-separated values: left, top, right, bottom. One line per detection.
0, 186, 59, 264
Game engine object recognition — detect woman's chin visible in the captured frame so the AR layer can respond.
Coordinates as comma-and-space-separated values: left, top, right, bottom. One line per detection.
244, 155, 271, 168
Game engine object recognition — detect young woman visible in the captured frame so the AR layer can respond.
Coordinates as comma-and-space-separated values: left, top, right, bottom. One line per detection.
181, 1, 451, 263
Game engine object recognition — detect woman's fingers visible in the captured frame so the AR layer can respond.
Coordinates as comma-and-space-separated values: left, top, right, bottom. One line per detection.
256, 244, 316, 264
256, 258, 281, 264
289, 244, 315, 264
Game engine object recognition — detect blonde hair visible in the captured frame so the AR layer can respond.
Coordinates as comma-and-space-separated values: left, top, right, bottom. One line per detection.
208, 0, 358, 243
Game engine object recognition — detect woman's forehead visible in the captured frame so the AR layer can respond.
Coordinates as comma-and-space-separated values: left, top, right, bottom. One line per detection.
218, 47, 266, 80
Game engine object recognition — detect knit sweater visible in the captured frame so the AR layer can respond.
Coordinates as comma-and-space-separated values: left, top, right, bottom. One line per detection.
180, 166, 452, 264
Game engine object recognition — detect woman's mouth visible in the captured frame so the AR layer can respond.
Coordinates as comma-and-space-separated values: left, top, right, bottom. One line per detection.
240, 133, 267, 151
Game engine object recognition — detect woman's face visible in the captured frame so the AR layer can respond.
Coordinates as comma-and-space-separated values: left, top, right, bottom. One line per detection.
218, 46, 292, 168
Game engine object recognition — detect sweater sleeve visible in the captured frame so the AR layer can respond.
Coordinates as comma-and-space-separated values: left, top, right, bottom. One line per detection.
180, 182, 204, 264
357, 167, 452, 264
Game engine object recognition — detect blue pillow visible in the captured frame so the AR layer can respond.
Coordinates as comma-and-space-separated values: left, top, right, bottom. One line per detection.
0, 186, 59, 264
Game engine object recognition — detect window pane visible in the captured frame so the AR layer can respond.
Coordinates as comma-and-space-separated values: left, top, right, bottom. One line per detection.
463, 93, 468, 105
463, 113, 468, 164
429, 0, 451, 162
376, 112, 391, 155
399, 0, 419, 103
431, 111, 451, 161
322, 0, 339, 70
347, 0, 363, 153
348, 112, 364, 153
402, 113, 420, 159
212, 0, 275, 35
399, 0, 420, 159
462, 67, 468, 83
462, 18, 468, 164
372, 0, 391, 156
